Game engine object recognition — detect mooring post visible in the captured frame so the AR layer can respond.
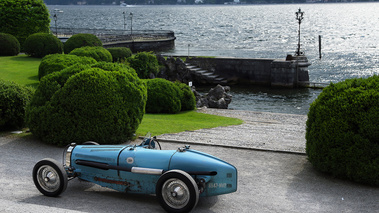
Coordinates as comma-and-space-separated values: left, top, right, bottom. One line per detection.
319, 35, 322, 59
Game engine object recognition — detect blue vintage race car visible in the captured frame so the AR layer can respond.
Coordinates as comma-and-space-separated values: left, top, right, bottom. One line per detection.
33, 134, 237, 213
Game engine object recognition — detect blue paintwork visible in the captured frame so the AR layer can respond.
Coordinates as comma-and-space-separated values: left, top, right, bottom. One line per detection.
69, 143, 237, 196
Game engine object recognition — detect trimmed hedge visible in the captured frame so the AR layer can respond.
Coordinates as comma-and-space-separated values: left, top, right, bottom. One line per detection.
0, 79, 34, 130
38, 54, 97, 80
174, 81, 196, 111
107, 47, 132, 62
306, 75, 379, 186
0, 33, 20, 56
33, 63, 93, 107
26, 62, 146, 146
64, 33, 102, 54
145, 78, 181, 114
69, 46, 112, 62
24, 33, 63, 58
126, 52, 160, 79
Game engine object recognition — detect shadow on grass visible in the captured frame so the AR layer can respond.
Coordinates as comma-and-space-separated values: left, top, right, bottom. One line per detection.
26, 75, 39, 88
8, 55, 41, 62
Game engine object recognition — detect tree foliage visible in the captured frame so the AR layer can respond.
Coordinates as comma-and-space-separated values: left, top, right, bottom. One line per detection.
0, 0, 50, 49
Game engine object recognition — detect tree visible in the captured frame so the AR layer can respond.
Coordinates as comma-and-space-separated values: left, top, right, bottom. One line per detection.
0, 0, 50, 49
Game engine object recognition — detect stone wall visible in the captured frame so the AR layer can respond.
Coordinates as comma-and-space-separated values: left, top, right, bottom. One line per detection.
186, 56, 310, 88
104, 38, 175, 53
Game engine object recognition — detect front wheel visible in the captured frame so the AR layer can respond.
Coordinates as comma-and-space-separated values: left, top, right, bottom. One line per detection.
32, 158, 68, 197
156, 170, 199, 213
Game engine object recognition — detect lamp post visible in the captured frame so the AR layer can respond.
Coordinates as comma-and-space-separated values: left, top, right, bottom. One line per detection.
53, 13, 58, 36
295, 8, 304, 56
129, 12, 133, 36
123, 11, 126, 31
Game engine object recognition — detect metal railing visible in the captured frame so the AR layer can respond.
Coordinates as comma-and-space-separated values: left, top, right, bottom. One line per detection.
51, 27, 175, 43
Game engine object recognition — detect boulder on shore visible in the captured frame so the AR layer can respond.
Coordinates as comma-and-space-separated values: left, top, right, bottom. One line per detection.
193, 84, 232, 109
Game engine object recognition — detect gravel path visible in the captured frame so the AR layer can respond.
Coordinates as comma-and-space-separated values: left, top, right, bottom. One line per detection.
158, 108, 308, 154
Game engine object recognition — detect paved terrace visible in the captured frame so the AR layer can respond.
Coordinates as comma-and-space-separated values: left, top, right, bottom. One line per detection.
158, 108, 307, 155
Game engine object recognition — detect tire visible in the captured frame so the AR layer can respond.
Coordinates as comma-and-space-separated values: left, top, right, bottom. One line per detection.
156, 170, 199, 213
32, 158, 68, 197
82, 141, 100, 145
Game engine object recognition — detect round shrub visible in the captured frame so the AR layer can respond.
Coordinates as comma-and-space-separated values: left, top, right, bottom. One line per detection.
0, 33, 20, 56
0, 79, 34, 130
145, 78, 181, 114
306, 75, 379, 186
0, 0, 50, 50
174, 81, 196, 111
69, 46, 112, 62
26, 62, 146, 146
64, 33, 102, 54
33, 63, 93, 107
24, 33, 63, 58
38, 54, 96, 80
126, 52, 160, 79
107, 47, 132, 62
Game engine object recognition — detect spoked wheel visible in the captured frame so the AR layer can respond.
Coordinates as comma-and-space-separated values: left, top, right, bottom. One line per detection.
32, 158, 68, 197
156, 170, 199, 213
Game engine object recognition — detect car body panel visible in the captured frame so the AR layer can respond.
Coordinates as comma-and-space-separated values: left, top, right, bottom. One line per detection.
68, 143, 237, 197
169, 149, 237, 197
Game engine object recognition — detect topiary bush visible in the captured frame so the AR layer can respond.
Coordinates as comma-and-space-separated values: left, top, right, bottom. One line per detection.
33, 64, 93, 107
0, 0, 50, 50
64, 33, 102, 54
126, 52, 160, 79
145, 78, 181, 114
0, 79, 34, 130
24, 33, 63, 58
26, 62, 146, 146
0, 33, 20, 56
174, 81, 196, 111
69, 46, 112, 62
38, 54, 97, 80
107, 47, 132, 62
306, 75, 379, 186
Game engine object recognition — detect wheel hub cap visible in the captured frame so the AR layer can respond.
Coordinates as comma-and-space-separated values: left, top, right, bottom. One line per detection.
162, 178, 190, 209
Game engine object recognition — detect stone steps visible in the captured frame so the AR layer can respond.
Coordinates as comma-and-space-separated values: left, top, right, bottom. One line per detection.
185, 63, 227, 85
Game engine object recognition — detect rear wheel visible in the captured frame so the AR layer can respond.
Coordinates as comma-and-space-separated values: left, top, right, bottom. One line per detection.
156, 170, 199, 213
32, 158, 68, 197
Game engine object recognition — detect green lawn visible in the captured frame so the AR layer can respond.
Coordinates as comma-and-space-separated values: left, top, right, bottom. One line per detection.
0, 55, 40, 88
137, 111, 242, 137
0, 55, 243, 137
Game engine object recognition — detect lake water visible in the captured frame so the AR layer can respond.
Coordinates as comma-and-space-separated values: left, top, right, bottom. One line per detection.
48, 3, 379, 115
